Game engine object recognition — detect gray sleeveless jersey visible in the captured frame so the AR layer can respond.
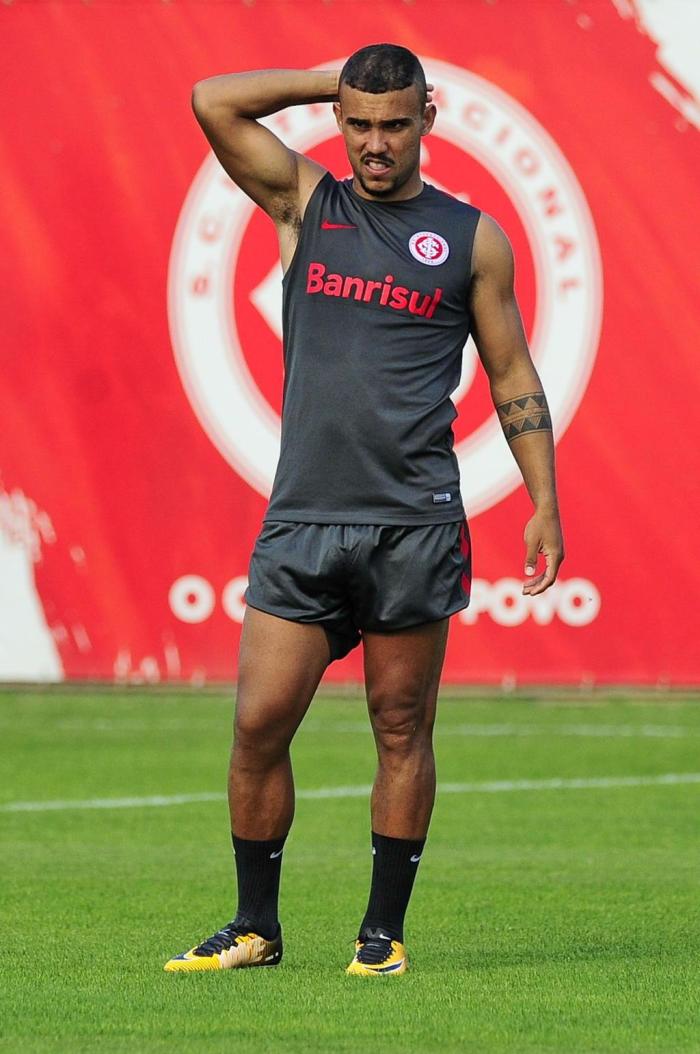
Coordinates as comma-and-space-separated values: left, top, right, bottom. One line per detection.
264, 172, 481, 525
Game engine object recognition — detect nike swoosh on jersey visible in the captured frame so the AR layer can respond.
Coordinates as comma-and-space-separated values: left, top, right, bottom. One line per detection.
321, 220, 358, 230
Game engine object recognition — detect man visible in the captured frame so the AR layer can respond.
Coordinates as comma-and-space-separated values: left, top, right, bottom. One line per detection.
165, 44, 563, 977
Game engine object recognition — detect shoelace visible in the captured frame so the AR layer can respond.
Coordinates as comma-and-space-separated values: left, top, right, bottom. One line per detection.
356, 940, 396, 965
356, 928, 396, 965
193, 922, 252, 957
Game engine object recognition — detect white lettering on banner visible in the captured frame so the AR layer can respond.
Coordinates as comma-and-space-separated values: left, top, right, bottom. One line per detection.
168, 576, 600, 628
459, 578, 600, 627
221, 576, 248, 622
168, 575, 215, 624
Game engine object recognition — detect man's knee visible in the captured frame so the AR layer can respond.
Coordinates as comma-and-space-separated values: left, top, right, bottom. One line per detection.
367, 683, 434, 754
233, 698, 295, 763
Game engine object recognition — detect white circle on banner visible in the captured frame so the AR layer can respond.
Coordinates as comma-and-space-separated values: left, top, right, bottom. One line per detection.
168, 575, 215, 624
168, 57, 602, 516
409, 231, 450, 266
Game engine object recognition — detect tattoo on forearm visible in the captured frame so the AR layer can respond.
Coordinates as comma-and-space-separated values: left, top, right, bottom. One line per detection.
496, 391, 552, 442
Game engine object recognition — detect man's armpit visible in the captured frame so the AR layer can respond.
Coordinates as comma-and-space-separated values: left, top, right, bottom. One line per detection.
269, 193, 302, 234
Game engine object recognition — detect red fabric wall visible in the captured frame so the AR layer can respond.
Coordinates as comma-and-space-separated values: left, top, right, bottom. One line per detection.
1, 0, 698, 685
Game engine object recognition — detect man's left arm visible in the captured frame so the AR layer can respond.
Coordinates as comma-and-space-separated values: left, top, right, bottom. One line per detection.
469, 213, 564, 595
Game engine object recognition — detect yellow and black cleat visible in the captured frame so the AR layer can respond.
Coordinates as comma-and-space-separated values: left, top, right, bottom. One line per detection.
346, 928, 408, 976
164, 920, 282, 972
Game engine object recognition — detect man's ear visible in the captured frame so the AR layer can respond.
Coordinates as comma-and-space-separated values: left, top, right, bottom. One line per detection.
333, 101, 342, 132
421, 103, 437, 137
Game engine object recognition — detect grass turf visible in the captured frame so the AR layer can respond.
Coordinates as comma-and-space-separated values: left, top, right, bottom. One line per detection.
1, 688, 699, 1052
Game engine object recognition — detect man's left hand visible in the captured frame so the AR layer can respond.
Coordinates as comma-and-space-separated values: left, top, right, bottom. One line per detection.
522, 508, 564, 595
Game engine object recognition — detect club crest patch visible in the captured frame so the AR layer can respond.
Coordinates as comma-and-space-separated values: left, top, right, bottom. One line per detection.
408, 231, 450, 266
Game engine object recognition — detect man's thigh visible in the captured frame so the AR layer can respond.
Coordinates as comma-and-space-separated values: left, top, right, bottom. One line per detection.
363, 618, 450, 731
360, 615, 449, 725
235, 607, 330, 742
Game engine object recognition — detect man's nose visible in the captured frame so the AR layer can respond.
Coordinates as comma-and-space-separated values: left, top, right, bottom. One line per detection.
366, 129, 388, 155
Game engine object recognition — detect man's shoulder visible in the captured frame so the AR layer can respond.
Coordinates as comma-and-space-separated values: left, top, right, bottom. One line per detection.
301, 168, 342, 208
424, 182, 481, 221
295, 163, 334, 222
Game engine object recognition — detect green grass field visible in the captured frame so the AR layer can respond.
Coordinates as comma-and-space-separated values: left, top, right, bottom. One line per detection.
2, 687, 700, 1053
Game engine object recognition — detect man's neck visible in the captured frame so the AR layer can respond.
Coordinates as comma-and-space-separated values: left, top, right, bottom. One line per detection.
351, 174, 425, 203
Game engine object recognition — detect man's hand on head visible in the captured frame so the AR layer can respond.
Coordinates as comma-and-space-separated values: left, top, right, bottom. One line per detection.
321, 69, 341, 100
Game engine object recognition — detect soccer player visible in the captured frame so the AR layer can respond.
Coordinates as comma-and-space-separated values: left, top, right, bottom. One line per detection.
165, 44, 564, 977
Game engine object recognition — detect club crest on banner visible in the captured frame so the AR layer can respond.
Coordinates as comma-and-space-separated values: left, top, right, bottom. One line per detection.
168, 57, 603, 516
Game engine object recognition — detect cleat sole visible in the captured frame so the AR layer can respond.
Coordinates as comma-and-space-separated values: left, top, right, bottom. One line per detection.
346, 958, 407, 977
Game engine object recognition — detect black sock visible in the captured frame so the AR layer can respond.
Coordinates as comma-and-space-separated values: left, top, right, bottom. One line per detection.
231, 833, 286, 940
358, 831, 426, 943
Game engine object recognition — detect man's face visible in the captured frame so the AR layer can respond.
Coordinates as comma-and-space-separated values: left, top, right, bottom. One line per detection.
333, 83, 435, 200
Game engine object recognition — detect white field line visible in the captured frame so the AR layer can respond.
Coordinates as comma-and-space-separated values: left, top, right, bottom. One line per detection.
0, 792, 225, 813
2, 773, 700, 814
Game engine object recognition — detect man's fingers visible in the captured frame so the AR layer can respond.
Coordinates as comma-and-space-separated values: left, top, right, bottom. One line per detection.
522, 514, 564, 593
522, 572, 546, 595
524, 544, 539, 577
523, 550, 563, 595
525, 565, 556, 595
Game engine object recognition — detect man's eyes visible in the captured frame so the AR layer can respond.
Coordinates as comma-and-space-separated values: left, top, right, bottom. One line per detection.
348, 121, 407, 130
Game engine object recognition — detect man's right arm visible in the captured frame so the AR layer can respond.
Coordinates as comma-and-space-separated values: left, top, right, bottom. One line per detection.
191, 69, 337, 230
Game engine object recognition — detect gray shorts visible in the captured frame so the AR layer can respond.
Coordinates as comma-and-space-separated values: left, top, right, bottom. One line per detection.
244, 520, 471, 662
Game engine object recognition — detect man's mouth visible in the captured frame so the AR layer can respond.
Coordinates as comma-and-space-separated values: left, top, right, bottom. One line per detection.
363, 158, 393, 176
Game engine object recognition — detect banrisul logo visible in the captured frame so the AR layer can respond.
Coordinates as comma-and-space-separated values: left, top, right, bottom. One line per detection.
168, 57, 602, 515
305, 262, 443, 317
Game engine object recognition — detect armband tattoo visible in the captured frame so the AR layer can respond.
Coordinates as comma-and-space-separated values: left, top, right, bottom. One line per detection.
496, 391, 552, 442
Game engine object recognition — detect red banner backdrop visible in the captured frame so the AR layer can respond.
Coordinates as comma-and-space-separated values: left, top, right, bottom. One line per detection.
1, 0, 699, 685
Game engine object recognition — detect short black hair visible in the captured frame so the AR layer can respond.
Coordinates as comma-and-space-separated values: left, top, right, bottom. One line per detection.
339, 44, 427, 104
